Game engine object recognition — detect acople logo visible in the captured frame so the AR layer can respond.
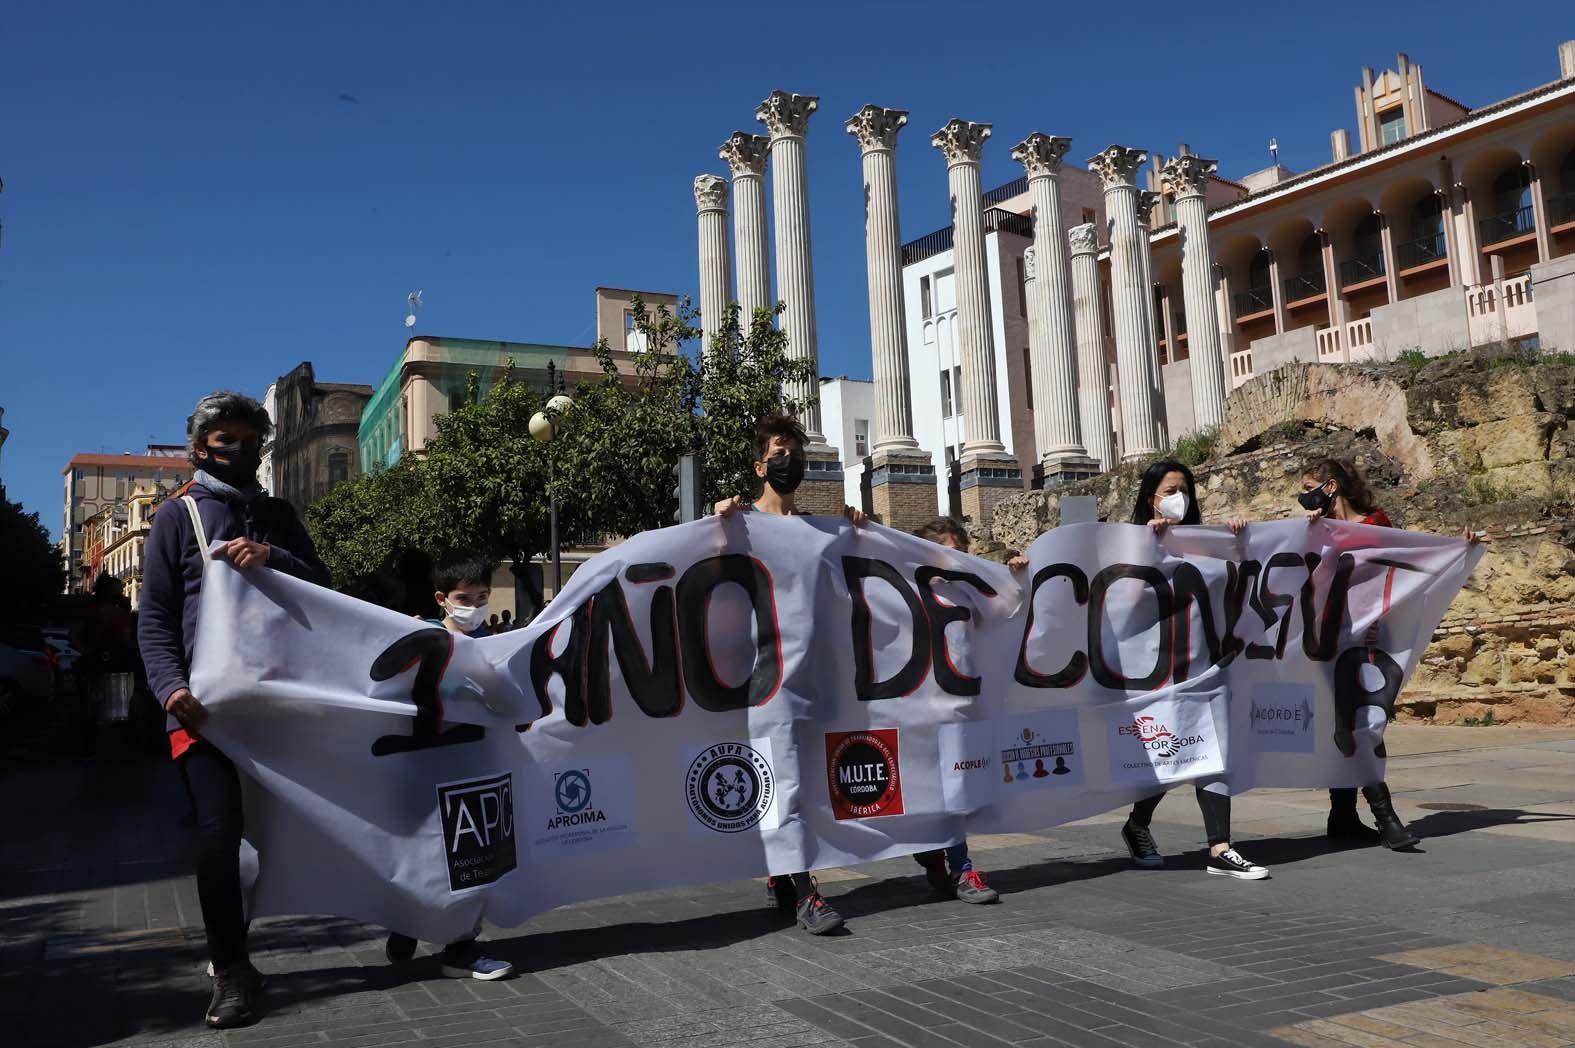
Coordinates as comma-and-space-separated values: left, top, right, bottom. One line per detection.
1116, 714, 1205, 759
686, 743, 775, 833
436, 772, 517, 892
825, 729, 904, 820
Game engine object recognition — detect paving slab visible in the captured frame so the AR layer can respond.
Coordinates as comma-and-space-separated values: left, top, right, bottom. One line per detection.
4, 717, 1574, 1047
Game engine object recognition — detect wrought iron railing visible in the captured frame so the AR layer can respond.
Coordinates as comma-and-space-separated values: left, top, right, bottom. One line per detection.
1282, 270, 1326, 301
1338, 250, 1385, 287
1233, 286, 1273, 317
1547, 191, 1575, 228
1395, 230, 1447, 270
1477, 204, 1536, 246
900, 208, 1035, 265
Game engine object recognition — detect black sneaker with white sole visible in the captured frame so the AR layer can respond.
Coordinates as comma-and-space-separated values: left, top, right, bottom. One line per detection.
1205, 848, 1269, 880
1121, 820, 1164, 868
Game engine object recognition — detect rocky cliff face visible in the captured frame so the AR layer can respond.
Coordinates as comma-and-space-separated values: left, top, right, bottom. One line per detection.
987, 353, 1575, 725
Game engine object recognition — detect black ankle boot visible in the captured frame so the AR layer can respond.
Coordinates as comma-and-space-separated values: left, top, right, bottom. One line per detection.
1327, 788, 1381, 844
1362, 783, 1419, 850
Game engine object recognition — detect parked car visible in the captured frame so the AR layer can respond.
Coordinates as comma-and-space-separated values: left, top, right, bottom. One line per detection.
0, 624, 57, 718
43, 637, 79, 675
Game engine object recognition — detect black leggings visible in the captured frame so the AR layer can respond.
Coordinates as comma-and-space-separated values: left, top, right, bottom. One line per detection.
1130, 787, 1231, 847
179, 742, 249, 970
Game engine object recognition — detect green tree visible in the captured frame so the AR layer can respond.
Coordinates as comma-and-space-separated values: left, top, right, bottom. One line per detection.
308, 296, 814, 598
0, 485, 65, 623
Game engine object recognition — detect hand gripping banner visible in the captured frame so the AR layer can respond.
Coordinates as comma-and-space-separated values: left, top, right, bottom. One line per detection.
186, 516, 1480, 943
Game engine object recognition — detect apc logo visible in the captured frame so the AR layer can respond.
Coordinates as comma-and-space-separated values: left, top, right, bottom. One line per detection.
436, 772, 517, 892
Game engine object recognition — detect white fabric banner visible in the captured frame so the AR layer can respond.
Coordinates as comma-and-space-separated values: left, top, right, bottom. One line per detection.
187, 516, 1480, 942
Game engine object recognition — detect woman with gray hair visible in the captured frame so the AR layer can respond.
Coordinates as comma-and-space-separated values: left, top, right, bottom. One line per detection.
138, 390, 329, 1029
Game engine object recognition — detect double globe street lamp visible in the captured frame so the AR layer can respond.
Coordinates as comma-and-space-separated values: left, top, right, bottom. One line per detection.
529, 386, 575, 598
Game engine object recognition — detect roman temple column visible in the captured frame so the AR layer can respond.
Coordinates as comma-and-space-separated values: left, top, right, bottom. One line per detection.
933, 118, 1021, 524
1089, 145, 1161, 461
846, 103, 935, 528
1160, 148, 1227, 432
719, 132, 772, 330
1011, 132, 1098, 486
1136, 189, 1169, 447
1069, 223, 1116, 470
756, 90, 827, 445
693, 174, 733, 361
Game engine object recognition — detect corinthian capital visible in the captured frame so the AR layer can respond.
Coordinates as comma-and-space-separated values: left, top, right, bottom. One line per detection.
1087, 145, 1148, 189
1160, 151, 1219, 200
845, 104, 908, 152
931, 119, 992, 166
1068, 222, 1100, 254
694, 174, 728, 213
1011, 133, 1073, 179
755, 91, 819, 139
1136, 190, 1160, 225
1022, 246, 1037, 281
719, 132, 769, 177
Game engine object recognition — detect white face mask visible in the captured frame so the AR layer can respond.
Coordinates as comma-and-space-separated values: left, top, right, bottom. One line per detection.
445, 601, 490, 631
1156, 491, 1189, 523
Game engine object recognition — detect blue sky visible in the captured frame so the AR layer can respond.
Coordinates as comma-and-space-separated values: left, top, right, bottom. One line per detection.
2, 1, 1568, 535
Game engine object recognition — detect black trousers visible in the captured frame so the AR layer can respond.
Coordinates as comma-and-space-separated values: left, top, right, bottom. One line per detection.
178, 741, 249, 970
1130, 786, 1231, 847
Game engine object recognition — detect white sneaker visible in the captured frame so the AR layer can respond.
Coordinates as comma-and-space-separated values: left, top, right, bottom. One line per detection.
1206, 848, 1269, 880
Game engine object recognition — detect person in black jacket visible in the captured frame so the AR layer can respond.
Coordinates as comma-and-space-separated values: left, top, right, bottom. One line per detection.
137, 391, 329, 1029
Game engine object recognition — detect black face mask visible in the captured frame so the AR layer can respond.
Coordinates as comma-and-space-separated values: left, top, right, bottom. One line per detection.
764, 451, 806, 495
1298, 484, 1333, 512
202, 439, 262, 488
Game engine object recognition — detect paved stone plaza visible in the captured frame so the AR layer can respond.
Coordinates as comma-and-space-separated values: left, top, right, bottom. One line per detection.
3, 722, 1574, 1048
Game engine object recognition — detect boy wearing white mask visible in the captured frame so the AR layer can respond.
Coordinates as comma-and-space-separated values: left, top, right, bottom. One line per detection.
382, 554, 515, 980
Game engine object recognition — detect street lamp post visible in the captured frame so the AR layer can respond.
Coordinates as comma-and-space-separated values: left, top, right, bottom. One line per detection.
529, 362, 574, 597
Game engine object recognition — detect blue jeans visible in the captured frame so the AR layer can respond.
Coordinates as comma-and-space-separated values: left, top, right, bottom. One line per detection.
946, 841, 972, 874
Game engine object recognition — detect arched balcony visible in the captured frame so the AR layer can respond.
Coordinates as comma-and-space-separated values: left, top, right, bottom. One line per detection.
1268, 217, 1327, 327
1529, 123, 1575, 259
1154, 256, 1187, 364
1380, 175, 1451, 297
1324, 197, 1389, 320
1462, 146, 1539, 276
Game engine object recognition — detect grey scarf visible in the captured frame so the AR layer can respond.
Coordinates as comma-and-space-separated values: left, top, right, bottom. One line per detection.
194, 469, 264, 504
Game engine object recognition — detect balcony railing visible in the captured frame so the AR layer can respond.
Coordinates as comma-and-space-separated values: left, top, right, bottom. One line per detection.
1548, 190, 1575, 228
900, 207, 1036, 265
1233, 286, 1273, 318
1395, 230, 1447, 270
1282, 271, 1326, 301
1338, 250, 1385, 287
1478, 204, 1535, 247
